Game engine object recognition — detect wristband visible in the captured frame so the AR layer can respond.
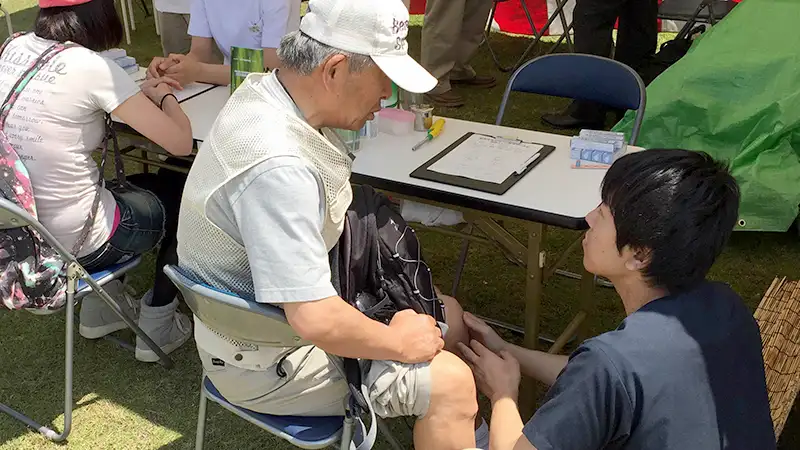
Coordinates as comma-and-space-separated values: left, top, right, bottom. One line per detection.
159, 93, 178, 109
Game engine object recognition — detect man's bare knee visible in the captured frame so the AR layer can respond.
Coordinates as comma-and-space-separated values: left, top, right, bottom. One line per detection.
428, 351, 478, 418
440, 294, 470, 355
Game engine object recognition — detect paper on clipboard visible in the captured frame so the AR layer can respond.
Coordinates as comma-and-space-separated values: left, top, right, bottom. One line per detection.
427, 134, 544, 184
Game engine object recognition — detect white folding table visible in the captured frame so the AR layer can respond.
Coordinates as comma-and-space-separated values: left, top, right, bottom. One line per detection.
114, 85, 638, 414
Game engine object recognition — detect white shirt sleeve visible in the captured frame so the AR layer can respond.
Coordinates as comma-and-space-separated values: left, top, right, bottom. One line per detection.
86, 53, 141, 113
188, 0, 212, 38
228, 156, 337, 304
261, 0, 298, 49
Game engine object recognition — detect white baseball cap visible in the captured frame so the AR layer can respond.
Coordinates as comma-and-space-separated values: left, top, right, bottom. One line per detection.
300, 0, 438, 94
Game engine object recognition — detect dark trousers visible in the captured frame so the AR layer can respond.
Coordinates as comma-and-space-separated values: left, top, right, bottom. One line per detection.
573, 0, 659, 72
564, 0, 658, 122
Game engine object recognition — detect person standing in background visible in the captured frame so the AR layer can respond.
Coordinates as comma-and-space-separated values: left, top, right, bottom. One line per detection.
542, 0, 658, 129
420, 0, 496, 108
154, 0, 224, 62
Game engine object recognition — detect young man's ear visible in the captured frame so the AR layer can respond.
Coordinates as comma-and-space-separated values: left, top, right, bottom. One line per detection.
624, 248, 651, 272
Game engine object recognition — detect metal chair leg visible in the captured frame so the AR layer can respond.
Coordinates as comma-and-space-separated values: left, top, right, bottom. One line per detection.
128, 0, 136, 31
451, 223, 474, 297
0, 6, 11, 36
0, 266, 81, 442
195, 381, 209, 450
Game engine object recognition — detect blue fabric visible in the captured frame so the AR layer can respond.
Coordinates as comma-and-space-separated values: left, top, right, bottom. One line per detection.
522, 282, 775, 450
203, 377, 344, 443
77, 257, 141, 292
509, 54, 643, 111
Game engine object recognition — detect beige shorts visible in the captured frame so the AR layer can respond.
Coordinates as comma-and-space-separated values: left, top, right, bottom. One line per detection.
198, 346, 432, 418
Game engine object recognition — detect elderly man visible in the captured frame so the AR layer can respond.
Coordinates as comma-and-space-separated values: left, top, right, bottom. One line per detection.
176, 0, 482, 448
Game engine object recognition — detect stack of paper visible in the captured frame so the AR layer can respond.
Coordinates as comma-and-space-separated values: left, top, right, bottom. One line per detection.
428, 134, 543, 184
570, 130, 627, 169
100, 48, 140, 75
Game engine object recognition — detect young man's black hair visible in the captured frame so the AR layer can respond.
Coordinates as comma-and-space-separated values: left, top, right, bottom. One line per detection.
601, 149, 740, 293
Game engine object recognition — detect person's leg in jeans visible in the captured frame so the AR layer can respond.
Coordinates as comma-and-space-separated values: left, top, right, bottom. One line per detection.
126, 163, 192, 362
78, 184, 166, 340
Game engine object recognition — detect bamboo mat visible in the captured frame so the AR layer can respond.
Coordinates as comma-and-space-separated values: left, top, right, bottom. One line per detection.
754, 277, 800, 438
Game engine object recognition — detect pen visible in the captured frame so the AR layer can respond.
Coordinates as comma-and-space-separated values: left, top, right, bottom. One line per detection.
412, 118, 446, 151
514, 152, 540, 175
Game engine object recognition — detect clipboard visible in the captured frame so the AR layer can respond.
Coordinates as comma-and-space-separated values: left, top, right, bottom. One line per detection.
410, 132, 555, 195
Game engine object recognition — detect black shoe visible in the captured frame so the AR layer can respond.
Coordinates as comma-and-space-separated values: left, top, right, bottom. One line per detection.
541, 100, 606, 130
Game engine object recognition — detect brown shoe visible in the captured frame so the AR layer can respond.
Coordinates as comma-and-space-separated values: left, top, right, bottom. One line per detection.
451, 75, 497, 89
425, 90, 465, 108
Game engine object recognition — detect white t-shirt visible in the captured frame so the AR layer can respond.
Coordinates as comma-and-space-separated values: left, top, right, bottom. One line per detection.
0, 34, 140, 256
188, 0, 301, 64
154, 0, 192, 14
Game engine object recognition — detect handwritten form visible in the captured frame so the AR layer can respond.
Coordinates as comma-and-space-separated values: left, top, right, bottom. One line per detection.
428, 134, 544, 184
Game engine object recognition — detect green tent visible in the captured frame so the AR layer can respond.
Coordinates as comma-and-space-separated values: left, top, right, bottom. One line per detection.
614, 0, 800, 232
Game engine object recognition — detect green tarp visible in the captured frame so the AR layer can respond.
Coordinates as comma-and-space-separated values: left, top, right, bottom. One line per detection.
614, 0, 800, 232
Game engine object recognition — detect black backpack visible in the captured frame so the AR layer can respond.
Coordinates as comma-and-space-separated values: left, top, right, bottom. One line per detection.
329, 184, 446, 411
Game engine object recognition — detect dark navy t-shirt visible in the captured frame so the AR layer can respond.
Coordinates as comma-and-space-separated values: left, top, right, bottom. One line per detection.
523, 282, 775, 450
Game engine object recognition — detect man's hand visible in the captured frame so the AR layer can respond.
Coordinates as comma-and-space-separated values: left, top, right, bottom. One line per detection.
464, 312, 508, 354
458, 339, 521, 403
389, 309, 444, 364
140, 76, 183, 105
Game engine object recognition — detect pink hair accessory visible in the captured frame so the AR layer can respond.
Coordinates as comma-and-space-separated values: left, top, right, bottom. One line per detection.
39, 0, 93, 7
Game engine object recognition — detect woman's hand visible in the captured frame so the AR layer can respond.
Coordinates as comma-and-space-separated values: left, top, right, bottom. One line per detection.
458, 339, 521, 403
140, 77, 182, 106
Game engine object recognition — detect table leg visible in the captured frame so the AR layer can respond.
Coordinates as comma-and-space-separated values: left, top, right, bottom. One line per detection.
576, 266, 596, 344
519, 222, 546, 418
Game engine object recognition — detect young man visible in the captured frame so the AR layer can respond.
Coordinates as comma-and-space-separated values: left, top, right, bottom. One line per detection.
459, 149, 776, 450
146, 0, 301, 86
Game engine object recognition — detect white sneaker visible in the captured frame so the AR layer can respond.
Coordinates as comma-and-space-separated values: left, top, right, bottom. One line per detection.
79, 279, 139, 339
134, 291, 192, 363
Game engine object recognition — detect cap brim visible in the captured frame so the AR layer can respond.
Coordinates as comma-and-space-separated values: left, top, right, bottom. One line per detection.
372, 54, 437, 94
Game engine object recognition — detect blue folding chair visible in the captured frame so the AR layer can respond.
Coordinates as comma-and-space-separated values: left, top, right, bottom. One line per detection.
0, 197, 173, 442
497, 53, 646, 145
164, 265, 402, 450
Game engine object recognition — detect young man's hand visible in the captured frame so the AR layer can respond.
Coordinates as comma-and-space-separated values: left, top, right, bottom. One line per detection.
389, 309, 444, 364
464, 312, 508, 354
458, 339, 521, 403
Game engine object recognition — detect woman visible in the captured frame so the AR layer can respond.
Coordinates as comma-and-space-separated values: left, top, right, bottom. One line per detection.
0, 0, 194, 362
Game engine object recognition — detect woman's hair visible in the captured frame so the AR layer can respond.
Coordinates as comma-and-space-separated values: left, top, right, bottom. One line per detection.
34, 0, 122, 52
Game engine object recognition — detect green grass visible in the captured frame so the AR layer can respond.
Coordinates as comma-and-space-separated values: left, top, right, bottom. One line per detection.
1, 1, 799, 449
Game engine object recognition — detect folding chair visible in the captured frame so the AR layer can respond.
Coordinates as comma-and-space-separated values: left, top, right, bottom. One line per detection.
451, 54, 646, 326
659, 0, 737, 40
483, 0, 574, 73
0, 3, 11, 37
164, 265, 403, 450
0, 197, 173, 442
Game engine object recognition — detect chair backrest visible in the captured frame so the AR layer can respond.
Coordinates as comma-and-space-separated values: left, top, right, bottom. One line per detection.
496, 54, 646, 145
0, 197, 75, 261
162, 265, 308, 348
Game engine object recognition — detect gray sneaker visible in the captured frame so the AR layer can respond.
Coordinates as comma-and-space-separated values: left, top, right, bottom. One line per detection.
79, 279, 139, 339
134, 291, 192, 363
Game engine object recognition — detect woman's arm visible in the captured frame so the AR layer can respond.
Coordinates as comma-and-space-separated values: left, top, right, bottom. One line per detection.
113, 78, 193, 156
